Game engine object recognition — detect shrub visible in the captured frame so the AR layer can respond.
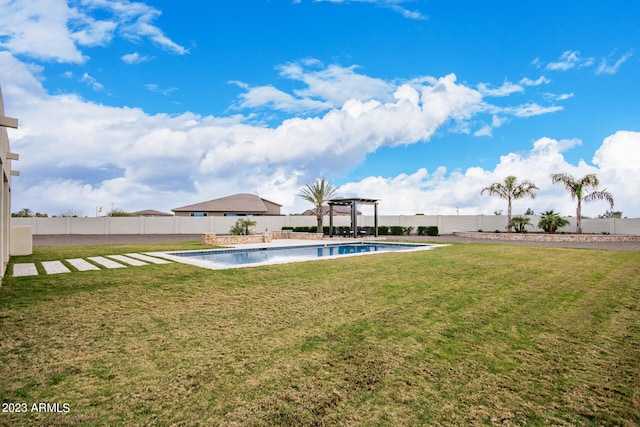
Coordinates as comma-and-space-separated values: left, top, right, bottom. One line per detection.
509, 215, 531, 233
230, 218, 257, 235
377, 226, 389, 235
538, 210, 570, 234
403, 226, 414, 235
390, 226, 404, 235
417, 226, 439, 236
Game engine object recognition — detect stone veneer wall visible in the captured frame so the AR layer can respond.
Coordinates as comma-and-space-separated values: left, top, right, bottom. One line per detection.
202, 231, 324, 245
454, 231, 640, 242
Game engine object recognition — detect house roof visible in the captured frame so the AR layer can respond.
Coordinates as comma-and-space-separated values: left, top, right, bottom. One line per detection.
129, 209, 173, 217
172, 193, 281, 213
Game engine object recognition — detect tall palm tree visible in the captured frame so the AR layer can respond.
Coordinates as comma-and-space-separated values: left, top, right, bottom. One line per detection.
550, 173, 614, 233
481, 175, 539, 231
299, 178, 337, 233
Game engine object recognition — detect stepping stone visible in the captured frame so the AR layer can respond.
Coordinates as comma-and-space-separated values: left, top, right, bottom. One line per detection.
13, 263, 38, 277
67, 258, 101, 271
126, 253, 172, 264
108, 255, 148, 266
42, 261, 71, 274
88, 256, 126, 269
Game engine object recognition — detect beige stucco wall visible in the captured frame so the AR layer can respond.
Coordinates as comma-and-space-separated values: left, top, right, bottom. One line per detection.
1, 86, 19, 279
10, 226, 32, 256
11, 215, 640, 236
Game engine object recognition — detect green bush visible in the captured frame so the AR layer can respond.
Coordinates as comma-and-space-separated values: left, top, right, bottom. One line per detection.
417, 226, 439, 236
426, 226, 439, 236
390, 226, 404, 235
377, 226, 389, 235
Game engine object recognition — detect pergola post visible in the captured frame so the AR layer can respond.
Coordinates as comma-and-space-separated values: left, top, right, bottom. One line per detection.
351, 200, 357, 238
374, 201, 379, 237
329, 203, 334, 237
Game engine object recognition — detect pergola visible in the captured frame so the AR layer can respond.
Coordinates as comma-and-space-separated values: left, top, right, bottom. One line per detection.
328, 197, 379, 238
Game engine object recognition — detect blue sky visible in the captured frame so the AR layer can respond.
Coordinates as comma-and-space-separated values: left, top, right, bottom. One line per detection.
1, 0, 639, 217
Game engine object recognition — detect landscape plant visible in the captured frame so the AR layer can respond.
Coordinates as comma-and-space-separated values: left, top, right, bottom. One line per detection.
550, 173, 614, 233
509, 215, 531, 233
537, 210, 570, 234
230, 218, 257, 235
481, 175, 539, 231
299, 178, 337, 233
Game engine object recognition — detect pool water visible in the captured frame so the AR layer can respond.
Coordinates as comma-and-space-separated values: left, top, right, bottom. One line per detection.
164, 242, 434, 269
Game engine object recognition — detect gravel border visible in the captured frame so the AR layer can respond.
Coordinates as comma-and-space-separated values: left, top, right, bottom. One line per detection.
32, 233, 640, 251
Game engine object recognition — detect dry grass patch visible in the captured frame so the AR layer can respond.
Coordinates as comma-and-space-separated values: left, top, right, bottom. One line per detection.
1, 243, 638, 426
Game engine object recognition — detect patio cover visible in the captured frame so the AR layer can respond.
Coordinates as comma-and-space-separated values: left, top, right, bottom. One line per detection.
328, 197, 379, 238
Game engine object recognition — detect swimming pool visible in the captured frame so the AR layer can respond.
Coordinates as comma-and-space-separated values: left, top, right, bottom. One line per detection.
155, 241, 439, 270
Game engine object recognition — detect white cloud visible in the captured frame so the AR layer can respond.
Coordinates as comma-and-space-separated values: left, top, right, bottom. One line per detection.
507, 103, 563, 118
277, 61, 395, 109
122, 52, 152, 64
593, 130, 640, 171
519, 76, 550, 86
0, 0, 186, 63
546, 50, 594, 72
4, 52, 634, 218
309, 0, 427, 20
477, 81, 524, 97
596, 50, 633, 75
337, 135, 639, 218
80, 73, 104, 91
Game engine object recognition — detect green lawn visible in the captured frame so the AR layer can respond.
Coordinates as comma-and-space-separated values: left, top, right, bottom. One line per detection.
1, 241, 638, 426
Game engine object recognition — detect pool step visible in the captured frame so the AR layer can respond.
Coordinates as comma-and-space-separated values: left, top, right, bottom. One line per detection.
10, 253, 172, 277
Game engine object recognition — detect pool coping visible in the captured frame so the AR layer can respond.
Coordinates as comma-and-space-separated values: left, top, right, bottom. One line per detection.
147, 239, 447, 270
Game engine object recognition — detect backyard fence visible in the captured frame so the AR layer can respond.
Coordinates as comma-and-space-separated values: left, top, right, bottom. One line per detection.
11, 215, 640, 236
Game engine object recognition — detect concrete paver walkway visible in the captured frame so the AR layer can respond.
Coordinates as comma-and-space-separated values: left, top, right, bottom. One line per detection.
13, 263, 38, 277
87, 256, 127, 269
108, 255, 148, 266
41, 261, 71, 274
67, 258, 101, 271
126, 253, 172, 264
11, 253, 172, 278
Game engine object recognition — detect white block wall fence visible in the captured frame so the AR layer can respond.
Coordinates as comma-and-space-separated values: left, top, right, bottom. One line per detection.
11, 215, 640, 236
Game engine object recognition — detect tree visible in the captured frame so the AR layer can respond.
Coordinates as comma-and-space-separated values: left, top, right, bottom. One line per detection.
509, 215, 531, 233
550, 173, 614, 233
108, 208, 131, 217
299, 178, 337, 233
537, 210, 570, 234
230, 218, 257, 235
481, 175, 539, 231
12, 208, 33, 217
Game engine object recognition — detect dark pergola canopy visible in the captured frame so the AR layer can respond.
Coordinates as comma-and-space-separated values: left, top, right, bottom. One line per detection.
328, 197, 379, 238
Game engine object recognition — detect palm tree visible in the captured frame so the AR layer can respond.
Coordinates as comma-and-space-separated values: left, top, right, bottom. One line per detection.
509, 215, 532, 233
481, 175, 539, 231
537, 210, 570, 234
299, 178, 337, 233
550, 173, 614, 233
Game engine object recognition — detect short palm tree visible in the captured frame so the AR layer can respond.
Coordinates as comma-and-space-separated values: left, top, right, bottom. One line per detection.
550, 173, 614, 233
509, 215, 531, 233
481, 175, 539, 231
230, 218, 257, 235
537, 210, 570, 234
299, 178, 337, 233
